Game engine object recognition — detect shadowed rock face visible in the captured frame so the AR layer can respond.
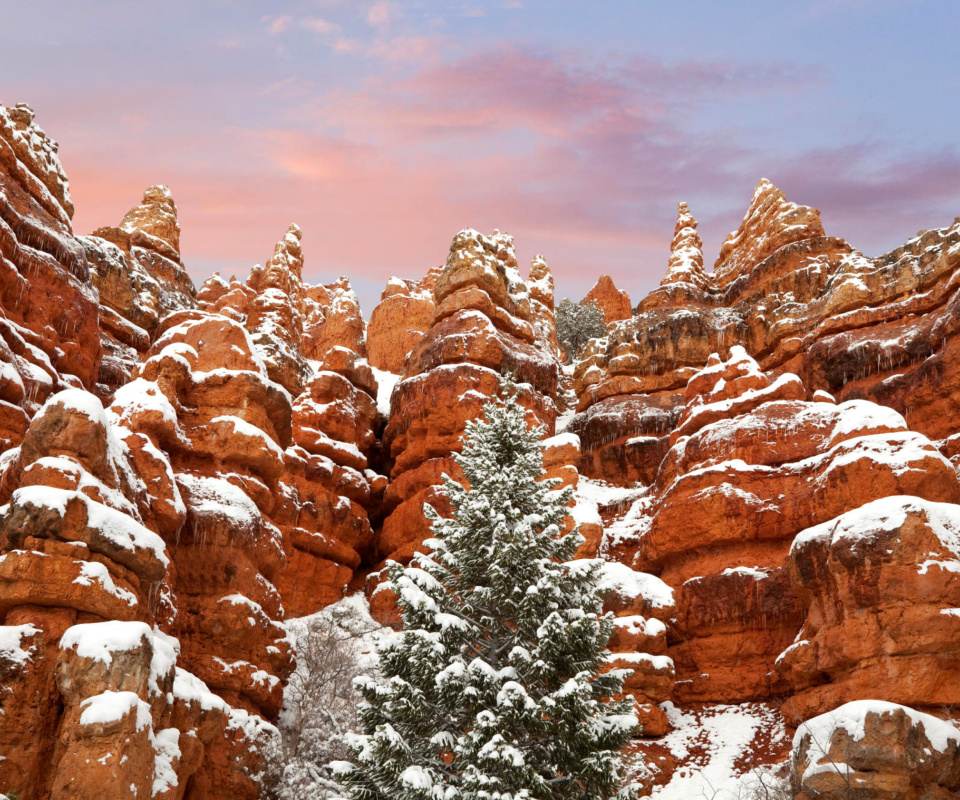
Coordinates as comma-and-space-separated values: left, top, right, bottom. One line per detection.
4, 106, 960, 797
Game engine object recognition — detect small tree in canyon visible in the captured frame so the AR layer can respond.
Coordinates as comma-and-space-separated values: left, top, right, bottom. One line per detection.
335, 378, 638, 800
556, 298, 606, 362
270, 601, 379, 800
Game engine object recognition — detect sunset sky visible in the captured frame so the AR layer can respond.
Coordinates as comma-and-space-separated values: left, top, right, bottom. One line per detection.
3, 0, 959, 313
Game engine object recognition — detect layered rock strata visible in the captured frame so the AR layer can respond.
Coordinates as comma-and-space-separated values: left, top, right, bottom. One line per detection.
0, 102, 100, 443
572, 179, 960, 486
83, 185, 197, 399
0, 107, 381, 800
604, 347, 960, 705
373, 229, 561, 621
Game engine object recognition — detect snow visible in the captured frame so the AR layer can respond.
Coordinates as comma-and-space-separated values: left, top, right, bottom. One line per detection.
400, 765, 434, 790
792, 495, 960, 565
172, 667, 228, 713
570, 476, 645, 529
210, 415, 285, 461
721, 566, 771, 581
603, 652, 674, 671
175, 473, 261, 530
10, 485, 169, 568
79, 690, 152, 731
795, 700, 960, 780
367, 364, 401, 417
613, 615, 666, 638
0, 623, 41, 667
646, 702, 789, 799
150, 627, 180, 696
60, 621, 153, 664
586, 559, 675, 610
73, 561, 138, 607
543, 432, 580, 451
152, 728, 181, 797
42, 387, 107, 425
111, 378, 179, 427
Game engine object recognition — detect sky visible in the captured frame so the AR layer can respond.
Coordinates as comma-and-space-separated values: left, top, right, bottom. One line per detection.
2, 0, 959, 315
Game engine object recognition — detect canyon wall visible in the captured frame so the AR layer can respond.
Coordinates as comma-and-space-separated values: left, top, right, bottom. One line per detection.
2, 104, 960, 798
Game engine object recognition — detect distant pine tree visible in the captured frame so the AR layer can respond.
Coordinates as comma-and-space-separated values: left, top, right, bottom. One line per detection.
334, 378, 638, 800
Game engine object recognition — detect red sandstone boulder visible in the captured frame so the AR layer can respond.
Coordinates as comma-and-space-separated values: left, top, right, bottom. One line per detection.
779, 496, 960, 722
792, 701, 960, 799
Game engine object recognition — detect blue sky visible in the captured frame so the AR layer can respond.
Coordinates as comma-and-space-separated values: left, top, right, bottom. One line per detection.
2, 0, 958, 313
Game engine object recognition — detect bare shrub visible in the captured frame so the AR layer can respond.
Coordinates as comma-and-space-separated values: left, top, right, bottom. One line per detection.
267, 600, 380, 800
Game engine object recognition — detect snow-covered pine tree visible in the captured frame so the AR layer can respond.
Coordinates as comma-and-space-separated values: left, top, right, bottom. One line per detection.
334, 377, 638, 800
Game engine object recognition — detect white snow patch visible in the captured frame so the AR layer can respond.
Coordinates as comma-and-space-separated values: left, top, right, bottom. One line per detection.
0, 623, 41, 667
60, 621, 153, 664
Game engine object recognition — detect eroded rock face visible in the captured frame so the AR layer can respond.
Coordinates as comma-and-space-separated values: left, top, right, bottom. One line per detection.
373, 229, 561, 621
601, 347, 960, 705
0, 102, 100, 414
0, 118, 381, 797
583, 274, 632, 323
573, 180, 960, 487
83, 185, 198, 400
779, 497, 960, 722
367, 268, 441, 373
792, 701, 960, 800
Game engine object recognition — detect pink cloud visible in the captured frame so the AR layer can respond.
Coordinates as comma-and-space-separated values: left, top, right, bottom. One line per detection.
264, 15, 293, 35
300, 17, 341, 35
366, 2, 394, 28
41, 43, 958, 314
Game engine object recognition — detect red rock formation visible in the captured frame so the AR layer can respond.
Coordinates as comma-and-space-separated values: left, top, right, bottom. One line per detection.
366, 268, 442, 373
527, 255, 561, 359
595, 561, 676, 737
0, 388, 250, 799
373, 229, 560, 621
603, 347, 960, 705
83, 185, 198, 399
779, 496, 960, 722
713, 178, 825, 285
196, 227, 382, 618
661, 202, 707, 291
583, 274, 632, 324
573, 179, 960, 489
792, 701, 960, 799
0, 103, 101, 417
0, 118, 381, 795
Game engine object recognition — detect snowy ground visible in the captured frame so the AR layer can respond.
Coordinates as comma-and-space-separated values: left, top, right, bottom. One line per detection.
629, 702, 791, 800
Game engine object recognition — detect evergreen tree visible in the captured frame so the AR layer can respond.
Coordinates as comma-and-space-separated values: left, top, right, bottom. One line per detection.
556, 299, 606, 362
334, 378, 638, 800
